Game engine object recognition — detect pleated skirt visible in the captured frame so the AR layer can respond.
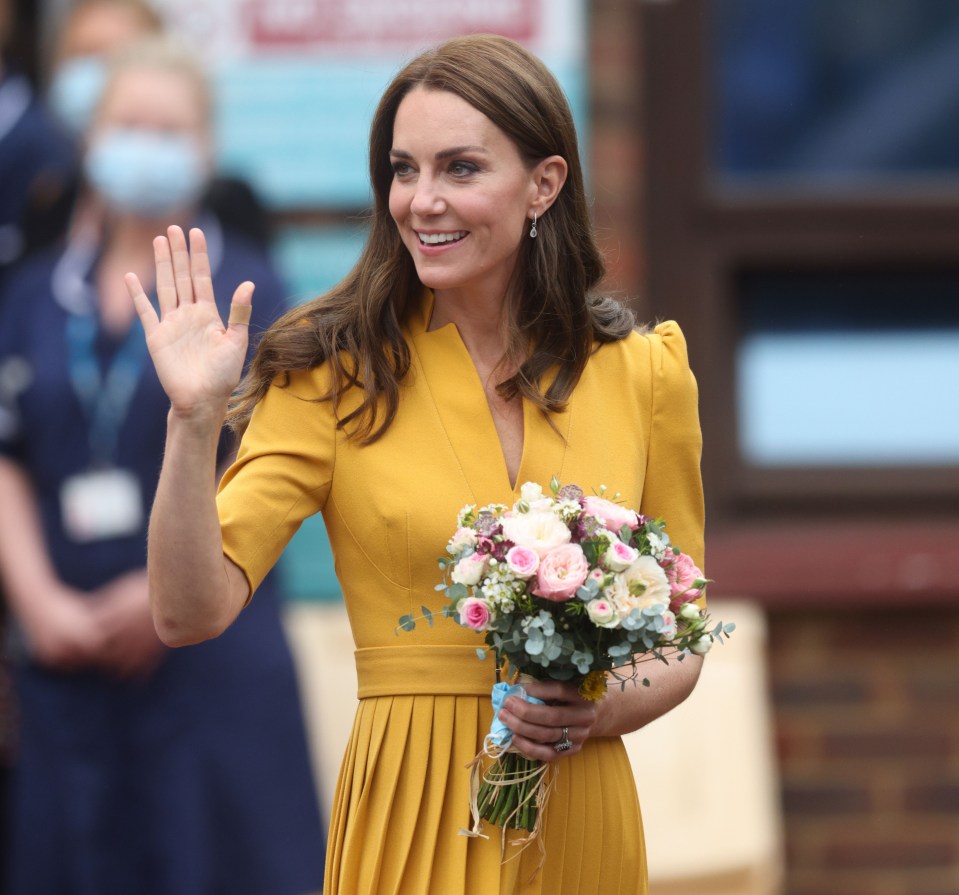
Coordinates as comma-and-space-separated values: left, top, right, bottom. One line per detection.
324, 688, 647, 894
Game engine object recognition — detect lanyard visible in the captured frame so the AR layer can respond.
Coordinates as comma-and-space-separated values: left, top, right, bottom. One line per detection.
65, 312, 147, 467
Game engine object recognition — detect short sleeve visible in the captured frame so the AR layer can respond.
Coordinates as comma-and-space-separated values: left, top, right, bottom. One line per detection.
639, 321, 705, 574
216, 366, 337, 595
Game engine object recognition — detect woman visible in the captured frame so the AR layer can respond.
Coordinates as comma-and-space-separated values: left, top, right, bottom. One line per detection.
0, 39, 323, 895
128, 35, 705, 894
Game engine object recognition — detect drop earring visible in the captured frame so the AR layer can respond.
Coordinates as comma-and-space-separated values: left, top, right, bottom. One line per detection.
529, 212, 538, 238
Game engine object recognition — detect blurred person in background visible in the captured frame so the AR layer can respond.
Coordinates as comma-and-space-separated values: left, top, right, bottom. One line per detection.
0, 0, 75, 288
23, 0, 271, 259
0, 37, 324, 895
47, 0, 164, 141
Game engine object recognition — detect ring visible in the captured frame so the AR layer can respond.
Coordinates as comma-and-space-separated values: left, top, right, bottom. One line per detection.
553, 726, 572, 753
228, 303, 252, 325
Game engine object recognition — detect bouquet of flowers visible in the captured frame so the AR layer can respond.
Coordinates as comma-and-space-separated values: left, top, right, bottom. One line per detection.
398, 477, 733, 848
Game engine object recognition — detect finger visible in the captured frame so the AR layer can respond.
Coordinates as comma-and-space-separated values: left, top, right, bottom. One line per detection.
498, 704, 580, 745
227, 281, 255, 330
154, 235, 177, 316
510, 731, 581, 763
166, 225, 195, 305
125, 273, 159, 336
188, 227, 216, 305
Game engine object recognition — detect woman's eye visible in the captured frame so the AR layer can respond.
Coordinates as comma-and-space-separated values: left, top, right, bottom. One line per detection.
391, 161, 413, 177
450, 161, 478, 177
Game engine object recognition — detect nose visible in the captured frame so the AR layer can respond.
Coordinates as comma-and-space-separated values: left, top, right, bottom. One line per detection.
409, 173, 446, 217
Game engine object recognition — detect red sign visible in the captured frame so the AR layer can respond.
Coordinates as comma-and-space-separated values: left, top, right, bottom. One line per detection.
242, 0, 540, 49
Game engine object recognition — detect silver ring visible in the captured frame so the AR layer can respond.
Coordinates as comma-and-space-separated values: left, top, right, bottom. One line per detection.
553, 726, 572, 753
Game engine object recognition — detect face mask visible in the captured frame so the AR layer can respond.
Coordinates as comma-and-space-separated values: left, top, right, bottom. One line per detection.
84, 127, 208, 218
48, 56, 108, 137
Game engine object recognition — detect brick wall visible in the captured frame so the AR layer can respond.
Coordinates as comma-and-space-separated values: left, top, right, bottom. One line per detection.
587, 4, 959, 894
770, 608, 959, 895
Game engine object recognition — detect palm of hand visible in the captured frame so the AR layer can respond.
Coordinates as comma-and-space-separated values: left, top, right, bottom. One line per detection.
147, 299, 247, 411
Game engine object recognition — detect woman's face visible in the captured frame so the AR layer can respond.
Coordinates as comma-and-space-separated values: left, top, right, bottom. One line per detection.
388, 86, 540, 303
84, 65, 211, 219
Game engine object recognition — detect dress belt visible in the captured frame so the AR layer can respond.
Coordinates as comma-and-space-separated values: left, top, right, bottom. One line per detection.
355, 645, 497, 698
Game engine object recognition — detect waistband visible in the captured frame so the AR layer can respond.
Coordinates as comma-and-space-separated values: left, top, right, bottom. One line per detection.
355, 645, 497, 699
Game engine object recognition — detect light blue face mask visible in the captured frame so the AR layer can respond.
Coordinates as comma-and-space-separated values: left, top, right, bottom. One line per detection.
84, 127, 208, 218
48, 56, 108, 137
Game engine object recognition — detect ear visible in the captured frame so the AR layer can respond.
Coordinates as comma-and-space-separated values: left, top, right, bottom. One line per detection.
528, 155, 568, 218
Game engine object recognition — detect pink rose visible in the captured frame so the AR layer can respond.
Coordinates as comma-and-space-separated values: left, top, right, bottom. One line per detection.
458, 597, 494, 631
663, 550, 704, 606
582, 496, 639, 534
533, 543, 589, 602
505, 545, 539, 579
604, 540, 639, 572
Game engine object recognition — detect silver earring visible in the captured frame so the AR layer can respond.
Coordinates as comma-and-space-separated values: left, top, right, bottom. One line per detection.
529, 213, 538, 238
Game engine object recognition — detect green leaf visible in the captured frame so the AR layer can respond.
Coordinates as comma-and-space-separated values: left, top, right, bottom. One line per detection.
447, 583, 468, 601
421, 606, 434, 627
642, 678, 651, 687
397, 615, 416, 633
475, 648, 487, 661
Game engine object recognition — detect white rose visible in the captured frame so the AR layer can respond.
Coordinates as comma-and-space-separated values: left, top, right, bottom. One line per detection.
451, 552, 487, 586
622, 555, 671, 607
679, 602, 702, 621
689, 634, 713, 655
501, 510, 571, 557
519, 481, 544, 503
586, 598, 621, 629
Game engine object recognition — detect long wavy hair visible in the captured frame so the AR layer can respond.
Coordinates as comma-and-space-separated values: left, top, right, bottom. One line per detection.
227, 34, 634, 442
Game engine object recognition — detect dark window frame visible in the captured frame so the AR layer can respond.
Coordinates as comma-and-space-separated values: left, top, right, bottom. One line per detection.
639, 0, 959, 605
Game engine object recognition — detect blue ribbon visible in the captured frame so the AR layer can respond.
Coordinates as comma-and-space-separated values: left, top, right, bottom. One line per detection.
487, 681, 544, 750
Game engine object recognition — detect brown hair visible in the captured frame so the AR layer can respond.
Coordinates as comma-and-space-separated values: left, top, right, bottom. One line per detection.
227, 33, 634, 442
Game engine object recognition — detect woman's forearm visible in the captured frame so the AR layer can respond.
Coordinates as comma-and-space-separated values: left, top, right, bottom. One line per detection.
147, 407, 248, 647
0, 457, 65, 619
591, 651, 704, 738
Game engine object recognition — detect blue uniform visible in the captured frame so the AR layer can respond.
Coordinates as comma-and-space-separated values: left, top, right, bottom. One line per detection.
0, 72, 75, 286
0, 218, 325, 895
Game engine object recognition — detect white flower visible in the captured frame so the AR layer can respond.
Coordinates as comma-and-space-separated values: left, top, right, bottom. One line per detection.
447, 527, 478, 555
501, 510, 571, 557
689, 635, 713, 655
451, 552, 487, 586
679, 602, 702, 621
457, 504, 477, 527
622, 556, 671, 606
646, 530, 668, 561
520, 481, 544, 503
586, 598, 621, 629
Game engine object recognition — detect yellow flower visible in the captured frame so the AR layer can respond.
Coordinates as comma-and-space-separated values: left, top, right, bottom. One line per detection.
579, 670, 608, 702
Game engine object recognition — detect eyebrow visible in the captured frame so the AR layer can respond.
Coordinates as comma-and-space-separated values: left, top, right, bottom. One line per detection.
389, 145, 489, 160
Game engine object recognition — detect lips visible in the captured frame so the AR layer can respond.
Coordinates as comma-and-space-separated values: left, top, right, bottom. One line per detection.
416, 230, 467, 246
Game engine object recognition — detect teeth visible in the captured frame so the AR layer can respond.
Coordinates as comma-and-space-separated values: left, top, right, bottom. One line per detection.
417, 231, 466, 245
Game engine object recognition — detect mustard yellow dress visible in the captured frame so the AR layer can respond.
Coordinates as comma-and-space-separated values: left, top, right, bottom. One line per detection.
216, 293, 704, 895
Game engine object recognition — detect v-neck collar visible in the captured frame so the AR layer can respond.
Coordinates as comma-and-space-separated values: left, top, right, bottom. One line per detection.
405, 290, 572, 504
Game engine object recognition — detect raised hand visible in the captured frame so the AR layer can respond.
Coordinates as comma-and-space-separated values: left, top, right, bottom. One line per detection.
125, 225, 253, 421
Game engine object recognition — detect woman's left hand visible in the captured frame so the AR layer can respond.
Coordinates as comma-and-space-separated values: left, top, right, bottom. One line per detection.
498, 679, 599, 762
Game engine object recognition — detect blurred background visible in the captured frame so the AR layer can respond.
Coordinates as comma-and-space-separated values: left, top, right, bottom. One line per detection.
2, 1, 958, 894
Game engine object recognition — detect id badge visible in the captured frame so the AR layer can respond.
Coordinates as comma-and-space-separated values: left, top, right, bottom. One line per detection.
60, 468, 144, 542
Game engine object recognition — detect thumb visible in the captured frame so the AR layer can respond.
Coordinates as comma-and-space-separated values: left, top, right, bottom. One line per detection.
227, 281, 255, 329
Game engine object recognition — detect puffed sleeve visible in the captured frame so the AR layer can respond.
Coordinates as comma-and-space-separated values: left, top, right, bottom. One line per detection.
216, 365, 337, 595
639, 321, 705, 574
